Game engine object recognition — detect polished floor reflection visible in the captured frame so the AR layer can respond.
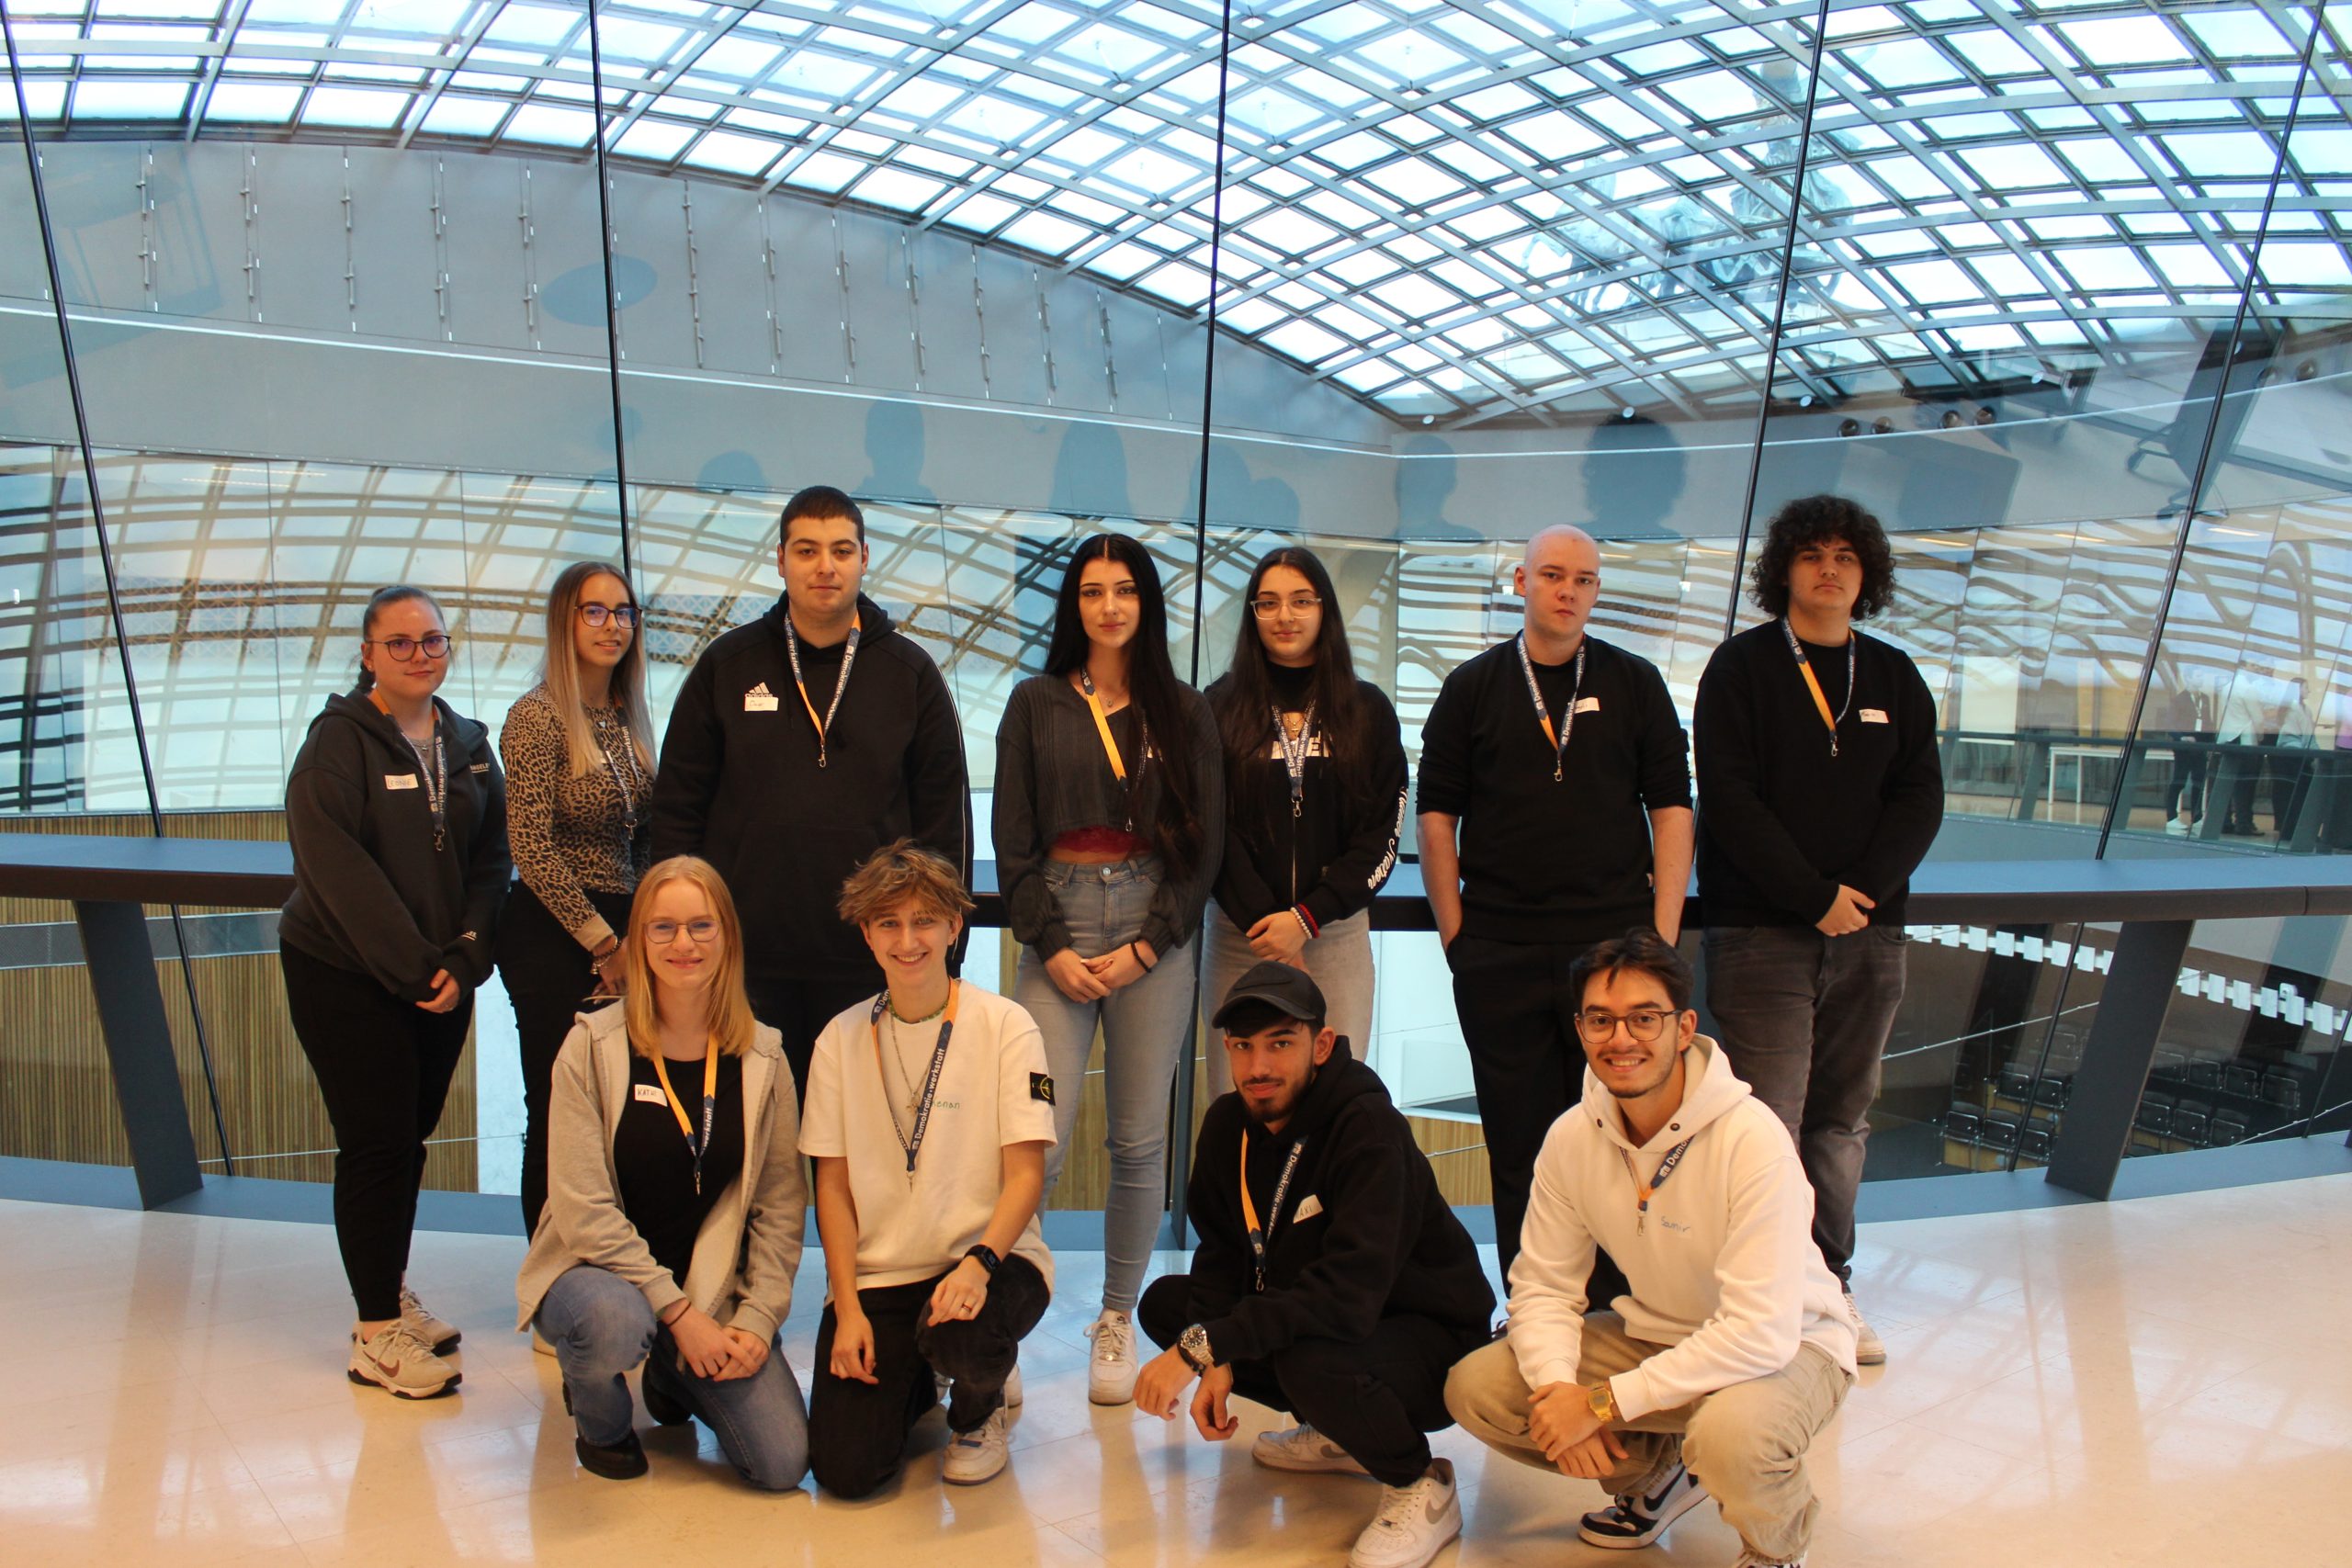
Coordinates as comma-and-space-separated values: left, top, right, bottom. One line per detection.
3, 1177, 2347, 1568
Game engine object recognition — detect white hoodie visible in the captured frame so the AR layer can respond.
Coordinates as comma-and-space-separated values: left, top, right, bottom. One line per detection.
1508, 1035, 1857, 1420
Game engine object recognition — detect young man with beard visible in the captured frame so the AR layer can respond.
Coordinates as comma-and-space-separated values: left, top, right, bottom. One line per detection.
1132, 964, 1494, 1568
1445, 931, 1856, 1568
652, 486, 972, 1098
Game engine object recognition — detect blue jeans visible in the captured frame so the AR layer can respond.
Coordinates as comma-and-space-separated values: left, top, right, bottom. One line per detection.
536, 1264, 809, 1492
1201, 902, 1375, 1095
1703, 924, 1908, 1284
1013, 857, 1200, 1314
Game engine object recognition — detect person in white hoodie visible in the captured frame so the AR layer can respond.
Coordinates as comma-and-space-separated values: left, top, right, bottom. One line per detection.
1444, 930, 1855, 1568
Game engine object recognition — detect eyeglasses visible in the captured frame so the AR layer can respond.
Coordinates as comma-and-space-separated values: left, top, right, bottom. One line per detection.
645, 919, 721, 946
1250, 593, 1323, 618
1576, 1008, 1674, 1043
577, 604, 639, 629
368, 634, 452, 661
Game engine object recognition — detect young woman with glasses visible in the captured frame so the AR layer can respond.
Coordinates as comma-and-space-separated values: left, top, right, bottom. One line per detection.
1203, 546, 1407, 1092
516, 854, 809, 1488
496, 560, 659, 1242
992, 532, 1222, 1405
280, 584, 511, 1399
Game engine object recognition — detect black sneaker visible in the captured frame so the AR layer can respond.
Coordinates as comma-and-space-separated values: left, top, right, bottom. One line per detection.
575, 1430, 649, 1481
1578, 1460, 1709, 1549
641, 1370, 694, 1427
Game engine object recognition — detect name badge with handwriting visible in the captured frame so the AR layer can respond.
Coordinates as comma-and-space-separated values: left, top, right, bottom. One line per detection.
633, 1083, 668, 1105
745, 693, 780, 713
1860, 708, 1890, 725
385, 773, 419, 790
1573, 696, 1601, 715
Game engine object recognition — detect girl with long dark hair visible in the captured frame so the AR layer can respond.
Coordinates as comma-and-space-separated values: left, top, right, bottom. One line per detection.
992, 532, 1222, 1405
1204, 547, 1407, 1090
280, 585, 510, 1398
496, 559, 657, 1241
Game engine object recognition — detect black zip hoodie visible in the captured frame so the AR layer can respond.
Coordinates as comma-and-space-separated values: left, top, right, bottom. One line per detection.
1181, 1038, 1495, 1366
650, 592, 972, 981
280, 693, 511, 1003
1205, 670, 1408, 935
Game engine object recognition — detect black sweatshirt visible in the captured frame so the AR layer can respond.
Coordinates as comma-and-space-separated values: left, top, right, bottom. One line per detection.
1415, 635, 1690, 944
1693, 622, 1944, 928
650, 593, 972, 981
1178, 1039, 1495, 1366
281, 693, 511, 1002
616, 1052, 745, 1291
1206, 667, 1408, 935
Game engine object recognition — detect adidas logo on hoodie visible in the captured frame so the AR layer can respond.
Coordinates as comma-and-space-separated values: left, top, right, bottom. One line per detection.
744, 681, 780, 713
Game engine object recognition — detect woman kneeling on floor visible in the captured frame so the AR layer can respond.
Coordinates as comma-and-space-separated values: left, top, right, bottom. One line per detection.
515, 853, 809, 1488
801, 840, 1057, 1494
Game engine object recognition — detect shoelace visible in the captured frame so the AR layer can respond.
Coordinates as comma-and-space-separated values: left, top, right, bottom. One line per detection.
1090, 1314, 1132, 1363
1367, 1480, 1430, 1533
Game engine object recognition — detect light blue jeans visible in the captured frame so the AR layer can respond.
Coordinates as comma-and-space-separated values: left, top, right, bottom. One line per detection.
537, 1263, 809, 1492
1013, 857, 1201, 1314
1200, 901, 1376, 1095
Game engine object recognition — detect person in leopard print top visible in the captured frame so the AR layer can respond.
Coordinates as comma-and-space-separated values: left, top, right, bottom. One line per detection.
497, 560, 659, 1240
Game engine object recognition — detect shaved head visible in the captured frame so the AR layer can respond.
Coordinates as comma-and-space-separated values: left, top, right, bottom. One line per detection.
1515, 525, 1602, 657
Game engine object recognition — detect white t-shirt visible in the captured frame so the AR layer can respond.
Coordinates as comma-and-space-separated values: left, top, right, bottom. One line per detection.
799, 982, 1058, 1292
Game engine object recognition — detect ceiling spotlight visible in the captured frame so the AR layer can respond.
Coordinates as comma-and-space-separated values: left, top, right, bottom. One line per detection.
1940, 409, 1963, 429
1871, 416, 1894, 434
1797, 393, 1814, 408
2297, 359, 2318, 380
1619, 405, 1635, 419
1838, 418, 1860, 437
1421, 413, 1435, 424
1974, 405, 1996, 424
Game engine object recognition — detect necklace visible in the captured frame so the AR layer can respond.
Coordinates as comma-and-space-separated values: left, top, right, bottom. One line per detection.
887, 991, 951, 1026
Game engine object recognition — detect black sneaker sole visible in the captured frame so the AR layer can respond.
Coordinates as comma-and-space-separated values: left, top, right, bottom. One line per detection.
1577, 1478, 1708, 1550
347, 1367, 461, 1400
575, 1435, 649, 1481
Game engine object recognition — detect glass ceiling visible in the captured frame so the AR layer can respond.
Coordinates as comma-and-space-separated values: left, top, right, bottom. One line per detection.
3, 0, 2346, 427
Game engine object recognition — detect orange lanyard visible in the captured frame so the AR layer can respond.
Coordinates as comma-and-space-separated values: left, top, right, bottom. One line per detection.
1238, 1130, 1306, 1292
650, 1036, 720, 1195
782, 612, 860, 768
1780, 618, 1854, 758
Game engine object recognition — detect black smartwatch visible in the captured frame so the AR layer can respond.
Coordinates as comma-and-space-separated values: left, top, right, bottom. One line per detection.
964, 1244, 1001, 1276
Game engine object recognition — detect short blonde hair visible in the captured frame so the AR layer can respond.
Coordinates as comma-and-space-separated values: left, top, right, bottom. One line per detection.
837, 838, 974, 929
624, 855, 755, 1060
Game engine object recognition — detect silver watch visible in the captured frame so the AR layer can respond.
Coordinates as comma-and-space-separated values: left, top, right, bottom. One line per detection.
1178, 1323, 1215, 1373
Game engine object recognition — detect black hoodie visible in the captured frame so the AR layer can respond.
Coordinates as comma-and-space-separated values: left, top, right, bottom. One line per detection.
650, 592, 972, 982
280, 693, 511, 1003
1181, 1039, 1495, 1366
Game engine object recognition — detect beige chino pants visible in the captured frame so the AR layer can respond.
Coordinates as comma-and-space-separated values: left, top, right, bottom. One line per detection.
1444, 1312, 1850, 1564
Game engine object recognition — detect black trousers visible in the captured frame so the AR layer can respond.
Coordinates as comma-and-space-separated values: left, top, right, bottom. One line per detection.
746, 969, 881, 1108
1138, 1275, 1475, 1488
808, 1255, 1050, 1498
495, 881, 636, 1238
281, 941, 473, 1323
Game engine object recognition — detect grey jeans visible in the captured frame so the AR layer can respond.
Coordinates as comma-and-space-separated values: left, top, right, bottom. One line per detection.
1703, 922, 1908, 1283
1200, 902, 1376, 1095
1445, 1314, 1850, 1564
1013, 857, 1201, 1314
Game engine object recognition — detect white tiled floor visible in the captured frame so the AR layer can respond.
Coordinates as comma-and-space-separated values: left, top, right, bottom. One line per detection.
5, 1176, 2349, 1568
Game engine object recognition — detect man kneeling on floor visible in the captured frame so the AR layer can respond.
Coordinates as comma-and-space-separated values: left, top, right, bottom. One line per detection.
1444, 930, 1856, 1568
1133, 962, 1495, 1568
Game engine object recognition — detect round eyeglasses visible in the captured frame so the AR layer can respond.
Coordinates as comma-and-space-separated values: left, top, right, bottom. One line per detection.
367, 634, 452, 661
578, 604, 639, 629
646, 919, 721, 946
1575, 1008, 1673, 1043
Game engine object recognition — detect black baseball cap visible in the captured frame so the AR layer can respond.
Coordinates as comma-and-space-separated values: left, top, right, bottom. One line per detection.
1211, 962, 1328, 1030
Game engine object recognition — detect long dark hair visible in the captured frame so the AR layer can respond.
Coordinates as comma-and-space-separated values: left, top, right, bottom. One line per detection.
1213, 547, 1370, 833
350, 584, 446, 696
1043, 533, 1203, 878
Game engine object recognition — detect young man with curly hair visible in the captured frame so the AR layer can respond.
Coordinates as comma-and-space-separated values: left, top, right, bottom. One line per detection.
1691, 495, 1943, 1365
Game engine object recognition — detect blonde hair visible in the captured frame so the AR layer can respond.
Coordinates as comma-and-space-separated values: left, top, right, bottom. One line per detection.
624, 856, 756, 1060
542, 560, 655, 781
836, 838, 975, 928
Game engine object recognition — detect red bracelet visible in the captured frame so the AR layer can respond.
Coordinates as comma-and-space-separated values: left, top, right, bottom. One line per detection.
1292, 904, 1320, 939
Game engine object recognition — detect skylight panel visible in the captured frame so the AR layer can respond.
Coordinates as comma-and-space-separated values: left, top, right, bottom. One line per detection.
201, 81, 304, 121
1227, 85, 1322, 140
2056, 246, 2158, 291
935, 190, 1021, 234
504, 102, 597, 145
2161, 130, 2281, 180
1363, 154, 1465, 209
2181, 9, 2294, 60
482, 3, 580, 48
417, 96, 510, 137
1261, 319, 1350, 361
1941, 28, 2038, 79
301, 85, 408, 128
71, 80, 191, 118
614, 119, 698, 161
854, 165, 945, 210
999, 209, 1091, 255
778, 150, 862, 191
2055, 16, 2188, 69
1955, 141, 2067, 191
1135, 258, 1211, 306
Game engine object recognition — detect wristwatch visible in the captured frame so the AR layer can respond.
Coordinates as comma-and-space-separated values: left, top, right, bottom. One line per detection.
1587, 1381, 1620, 1423
964, 1244, 1001, 1276
1178, 1323, 1216, 1373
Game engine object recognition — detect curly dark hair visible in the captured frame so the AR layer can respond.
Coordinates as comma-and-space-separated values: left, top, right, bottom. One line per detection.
1747, 494, 1896, 621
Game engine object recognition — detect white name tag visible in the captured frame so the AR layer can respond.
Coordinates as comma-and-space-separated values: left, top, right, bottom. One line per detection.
1294, 1193, 1324, 1222
1573, 696, 1601, 715
384, 773, 419, 790
744, 693, 779, 713
633, 1083, 668, 1105
1860, 708, 1890, 725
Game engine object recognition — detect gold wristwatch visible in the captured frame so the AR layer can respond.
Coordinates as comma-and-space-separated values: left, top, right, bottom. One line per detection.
1587, 1381, 1620, 1423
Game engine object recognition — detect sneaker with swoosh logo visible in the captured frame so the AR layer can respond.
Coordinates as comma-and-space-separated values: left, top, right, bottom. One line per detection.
1347, 1457, 1459, 1568
1579, 1458, 1709, 1548
346, 1322, 460, 1400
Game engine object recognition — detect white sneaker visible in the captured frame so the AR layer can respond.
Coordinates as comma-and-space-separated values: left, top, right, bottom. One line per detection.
399, 1283, 461, 1354
1348, 1458, 1460, 1568
1084, 1309, 1138, 1405
1253, 1421, 1371, 1474
2165, 817, 2190, 836
1734, 1552, 1807, 1568
1844, 1288, 1886, 1366
943, 1406, 1010, 1485
347, 1322, 461, 1400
